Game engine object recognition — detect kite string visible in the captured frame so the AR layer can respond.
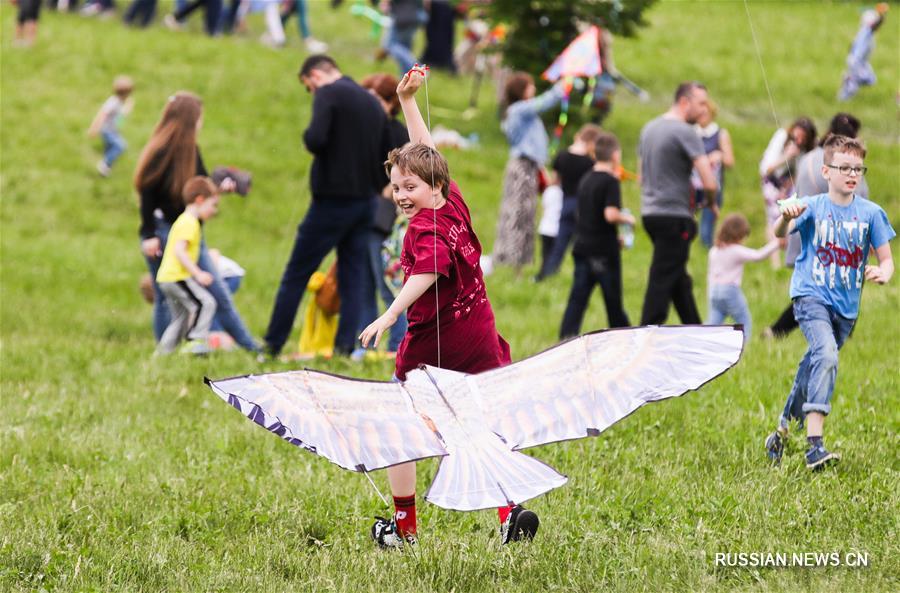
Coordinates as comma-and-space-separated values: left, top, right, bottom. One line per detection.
363, 470, 390, 507
742, 0, 796, 190
423, 68, 441, 369
300, 372, 391, 509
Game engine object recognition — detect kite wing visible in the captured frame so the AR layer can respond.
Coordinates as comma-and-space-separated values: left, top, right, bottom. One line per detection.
542, 25, 602, 81
206, 370, 448, 472
206, 326, 742, 512
463, 325, 744, 451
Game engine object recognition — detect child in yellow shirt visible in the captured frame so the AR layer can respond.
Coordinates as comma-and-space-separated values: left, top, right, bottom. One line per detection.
156, 177, 220, 355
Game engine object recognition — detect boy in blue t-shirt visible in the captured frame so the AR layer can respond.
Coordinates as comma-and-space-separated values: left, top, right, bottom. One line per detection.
765, 135, 894, 470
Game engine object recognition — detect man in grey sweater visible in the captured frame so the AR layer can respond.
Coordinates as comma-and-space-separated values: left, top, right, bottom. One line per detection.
638, 81, 718, 325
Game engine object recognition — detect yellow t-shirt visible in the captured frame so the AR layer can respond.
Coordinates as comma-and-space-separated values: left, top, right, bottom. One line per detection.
156, 212, 201, 283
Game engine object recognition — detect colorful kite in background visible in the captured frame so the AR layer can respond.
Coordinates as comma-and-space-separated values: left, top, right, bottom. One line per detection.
542, 25, 603, 152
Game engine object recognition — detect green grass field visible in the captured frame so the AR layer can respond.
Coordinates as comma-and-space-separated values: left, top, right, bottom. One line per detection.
2, 1, 898, 591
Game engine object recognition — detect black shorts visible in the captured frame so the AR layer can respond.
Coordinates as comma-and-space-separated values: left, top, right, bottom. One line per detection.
18, 0, 42, 24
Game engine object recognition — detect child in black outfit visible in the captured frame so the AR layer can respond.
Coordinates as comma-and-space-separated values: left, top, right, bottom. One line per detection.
559, 132, 636, 338
536, 124, 602, 281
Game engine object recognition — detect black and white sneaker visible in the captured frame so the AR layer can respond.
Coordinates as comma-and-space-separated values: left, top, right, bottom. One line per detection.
500, 505, 539, 545
371, 516, 417, 550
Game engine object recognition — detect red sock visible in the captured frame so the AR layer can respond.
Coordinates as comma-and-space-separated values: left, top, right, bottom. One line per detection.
393, 494, 417, 536
497, 503, 515, 524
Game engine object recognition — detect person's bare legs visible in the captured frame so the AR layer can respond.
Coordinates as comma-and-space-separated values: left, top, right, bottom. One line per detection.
806, 411, 824, 438
24, 21, 38, 46
387, 461, 416, 496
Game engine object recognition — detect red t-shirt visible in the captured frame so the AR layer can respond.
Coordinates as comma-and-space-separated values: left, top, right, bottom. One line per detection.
394, 180, 511, 380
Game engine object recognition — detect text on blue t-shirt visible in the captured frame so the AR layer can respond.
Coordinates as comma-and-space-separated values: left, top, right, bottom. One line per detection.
790, 193, 895, 319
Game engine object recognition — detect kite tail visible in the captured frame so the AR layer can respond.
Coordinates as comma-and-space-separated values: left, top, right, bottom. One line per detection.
423, 437, 567, 511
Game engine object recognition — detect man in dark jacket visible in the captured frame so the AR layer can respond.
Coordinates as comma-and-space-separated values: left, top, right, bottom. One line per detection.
264, 55, 389, 357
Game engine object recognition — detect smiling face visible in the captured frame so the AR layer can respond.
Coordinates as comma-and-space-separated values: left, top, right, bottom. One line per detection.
390, 166, 444, 218
823, 151, 864, 196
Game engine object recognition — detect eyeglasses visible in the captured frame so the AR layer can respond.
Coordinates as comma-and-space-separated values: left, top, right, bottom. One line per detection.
825, 164, 867, 176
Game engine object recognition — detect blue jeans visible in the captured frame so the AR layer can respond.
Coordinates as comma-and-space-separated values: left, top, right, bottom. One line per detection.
359, 228, 408, 352
780, 297, 855, 424
384, 23, 419, 75
282, 0, 310, 39
559, 253, 629, 339
173, 0, 222, 35
695, 188, 723, 249
538, 195, 577, 279
102, 129, 127, 167
264, 198, 372, 355
124, 0, 157, 26
142, 219, 172, 341
142, 219, 258, 350
706, 284, 751, 346
210, 275, 242, 332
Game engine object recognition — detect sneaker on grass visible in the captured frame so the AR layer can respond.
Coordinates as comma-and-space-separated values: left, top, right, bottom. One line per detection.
806, 444, 840, 471
500, 505, 539, 545
179, 339, 211, 356
371, 516, 417, 550
764, 430, 784, 465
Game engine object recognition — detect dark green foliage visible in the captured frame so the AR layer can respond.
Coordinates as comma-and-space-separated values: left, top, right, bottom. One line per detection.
487, 0, 657, 79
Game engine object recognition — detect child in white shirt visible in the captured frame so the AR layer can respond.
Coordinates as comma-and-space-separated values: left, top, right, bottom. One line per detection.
706, 214, 778, 345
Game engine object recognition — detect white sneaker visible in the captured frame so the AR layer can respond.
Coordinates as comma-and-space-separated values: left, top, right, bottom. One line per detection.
96, 161, 111, 177
304, 37, 328, 53
164, 14, 184, 31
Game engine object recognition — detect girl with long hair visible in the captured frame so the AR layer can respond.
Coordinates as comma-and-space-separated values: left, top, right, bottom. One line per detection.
136, 92, 258, 352
758, 116, 817, 265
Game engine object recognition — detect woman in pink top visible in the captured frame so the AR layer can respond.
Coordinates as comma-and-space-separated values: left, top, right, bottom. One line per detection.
706, 214, 779, 345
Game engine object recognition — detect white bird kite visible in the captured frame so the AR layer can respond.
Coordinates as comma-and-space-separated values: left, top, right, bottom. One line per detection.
206, 325, 743, 511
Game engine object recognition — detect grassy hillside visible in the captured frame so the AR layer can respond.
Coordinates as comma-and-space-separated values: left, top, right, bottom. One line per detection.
1, 1, 898, 591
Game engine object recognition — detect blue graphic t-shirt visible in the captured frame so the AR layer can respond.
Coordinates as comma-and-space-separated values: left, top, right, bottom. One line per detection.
790, 194, 895, 319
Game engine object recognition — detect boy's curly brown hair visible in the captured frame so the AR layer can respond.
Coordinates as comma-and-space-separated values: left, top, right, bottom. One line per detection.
384, 143, 451, 199
715, 213, 751, 246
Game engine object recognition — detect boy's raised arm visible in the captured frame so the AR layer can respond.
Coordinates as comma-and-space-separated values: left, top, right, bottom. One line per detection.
397, 68, 435, 149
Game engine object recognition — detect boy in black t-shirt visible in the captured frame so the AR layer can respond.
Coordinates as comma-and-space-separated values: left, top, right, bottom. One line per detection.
536, 124, 602, 281
559, 132, 637, 338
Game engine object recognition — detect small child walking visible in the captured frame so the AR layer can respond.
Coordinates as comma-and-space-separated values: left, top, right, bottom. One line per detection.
536, 183, 563, 275
765, 135, 894, 470
536, 123, 603, 281
705, 214, 779, 346
88, 76, 135, 177
156, 177, 221, 355
359, 67, 537, 549
558, 131, 635, 339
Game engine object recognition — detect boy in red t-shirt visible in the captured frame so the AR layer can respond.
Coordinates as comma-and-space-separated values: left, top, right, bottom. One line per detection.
359, 68, 537, 549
